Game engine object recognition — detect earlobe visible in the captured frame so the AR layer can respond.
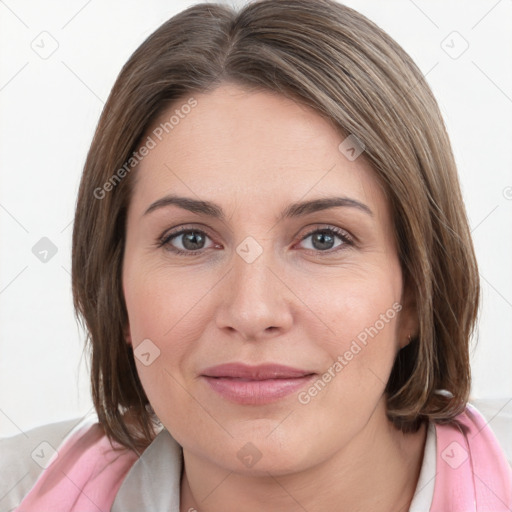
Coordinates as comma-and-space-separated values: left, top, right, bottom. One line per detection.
399, 281, 419, 349
124, 324, 132, 345
398, 300, 419, 348
402, 332, 416, 349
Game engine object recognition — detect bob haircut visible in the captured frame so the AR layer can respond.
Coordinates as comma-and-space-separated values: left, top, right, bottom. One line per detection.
72, 0, 480, 453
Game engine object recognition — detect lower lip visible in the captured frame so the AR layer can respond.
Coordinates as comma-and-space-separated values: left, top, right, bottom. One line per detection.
201, 375, 316, 405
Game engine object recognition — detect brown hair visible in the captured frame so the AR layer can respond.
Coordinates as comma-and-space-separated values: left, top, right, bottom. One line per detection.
72, 0, 480, 453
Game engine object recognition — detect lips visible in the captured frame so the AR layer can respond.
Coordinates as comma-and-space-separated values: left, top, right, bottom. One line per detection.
201, 362, 314, 380
200, 363, 316, 405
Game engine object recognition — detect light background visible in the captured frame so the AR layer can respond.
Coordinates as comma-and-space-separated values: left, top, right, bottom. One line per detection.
1, 0, 511, 437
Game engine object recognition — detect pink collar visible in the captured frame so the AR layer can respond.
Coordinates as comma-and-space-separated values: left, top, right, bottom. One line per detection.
15, 423, 139, 512
431, 402, 512, 511
16, 404, 512, 511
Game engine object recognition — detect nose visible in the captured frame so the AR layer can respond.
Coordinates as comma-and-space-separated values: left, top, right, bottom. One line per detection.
215, 241, 294, 341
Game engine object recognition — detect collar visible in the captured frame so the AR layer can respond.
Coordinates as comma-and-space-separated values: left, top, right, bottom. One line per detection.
111, 426, 183, 512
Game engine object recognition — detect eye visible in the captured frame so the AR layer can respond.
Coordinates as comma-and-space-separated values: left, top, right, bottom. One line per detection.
158, 228, 216, 256
157, 225, 354, 256
296, 226, 353, 253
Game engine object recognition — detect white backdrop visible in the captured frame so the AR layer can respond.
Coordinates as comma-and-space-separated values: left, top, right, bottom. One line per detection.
1, 0, 511, 438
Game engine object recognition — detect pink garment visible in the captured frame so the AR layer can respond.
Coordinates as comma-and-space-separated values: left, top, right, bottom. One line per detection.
15, 423, 139, 512
16, 404, 512, 511
431, 403, 512, 511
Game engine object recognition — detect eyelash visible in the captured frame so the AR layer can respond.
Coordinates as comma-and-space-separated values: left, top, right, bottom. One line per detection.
156, 225, 354, 257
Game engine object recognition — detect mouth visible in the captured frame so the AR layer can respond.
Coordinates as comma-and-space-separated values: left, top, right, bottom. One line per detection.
200, 363, 317, 405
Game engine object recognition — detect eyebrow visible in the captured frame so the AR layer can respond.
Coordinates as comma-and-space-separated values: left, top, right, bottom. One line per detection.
143, 194, 373, 221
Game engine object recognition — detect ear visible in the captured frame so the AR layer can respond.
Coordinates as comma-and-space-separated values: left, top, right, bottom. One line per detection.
398, 278, 419, 349
124, 323, 133, 346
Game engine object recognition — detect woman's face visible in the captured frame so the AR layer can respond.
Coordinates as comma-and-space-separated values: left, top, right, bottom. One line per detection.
122, 82, 417, 474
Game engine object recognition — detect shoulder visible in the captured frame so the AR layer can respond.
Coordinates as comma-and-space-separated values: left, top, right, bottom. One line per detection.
439, 399, 512, 467
0, 417, 92, 512
468, 397, 512, 466
431, 399, 512, 510
0, 415, 138, 512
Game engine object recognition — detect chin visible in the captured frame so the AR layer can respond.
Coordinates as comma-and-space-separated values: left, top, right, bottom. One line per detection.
211, 432, 318, 477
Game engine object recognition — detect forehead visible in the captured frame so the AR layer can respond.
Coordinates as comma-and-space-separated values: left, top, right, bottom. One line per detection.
130, 83, 387, 220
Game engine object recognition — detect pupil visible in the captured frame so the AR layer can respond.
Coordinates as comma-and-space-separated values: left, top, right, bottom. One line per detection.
183, 232, 204, 250
313, 231, 334, 250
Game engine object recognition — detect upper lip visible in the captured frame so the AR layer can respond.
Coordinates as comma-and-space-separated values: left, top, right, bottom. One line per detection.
201, 363, 315, 380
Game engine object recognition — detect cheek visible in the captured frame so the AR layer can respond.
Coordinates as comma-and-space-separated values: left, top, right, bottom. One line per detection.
123, 260, 215, 413
123, 258, 209, 346
300, 268, 402, 406
310, 269, 401, 352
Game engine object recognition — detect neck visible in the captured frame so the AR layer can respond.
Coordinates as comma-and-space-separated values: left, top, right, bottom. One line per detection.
180, 400, 427, 512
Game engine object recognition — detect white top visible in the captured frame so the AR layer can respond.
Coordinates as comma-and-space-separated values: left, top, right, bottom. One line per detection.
408, 421, 436, 511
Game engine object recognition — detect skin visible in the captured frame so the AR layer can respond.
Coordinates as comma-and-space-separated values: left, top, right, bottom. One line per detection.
122, 82, 425, 512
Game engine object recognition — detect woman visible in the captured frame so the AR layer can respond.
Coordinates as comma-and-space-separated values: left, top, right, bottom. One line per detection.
4, 0, 511, 510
